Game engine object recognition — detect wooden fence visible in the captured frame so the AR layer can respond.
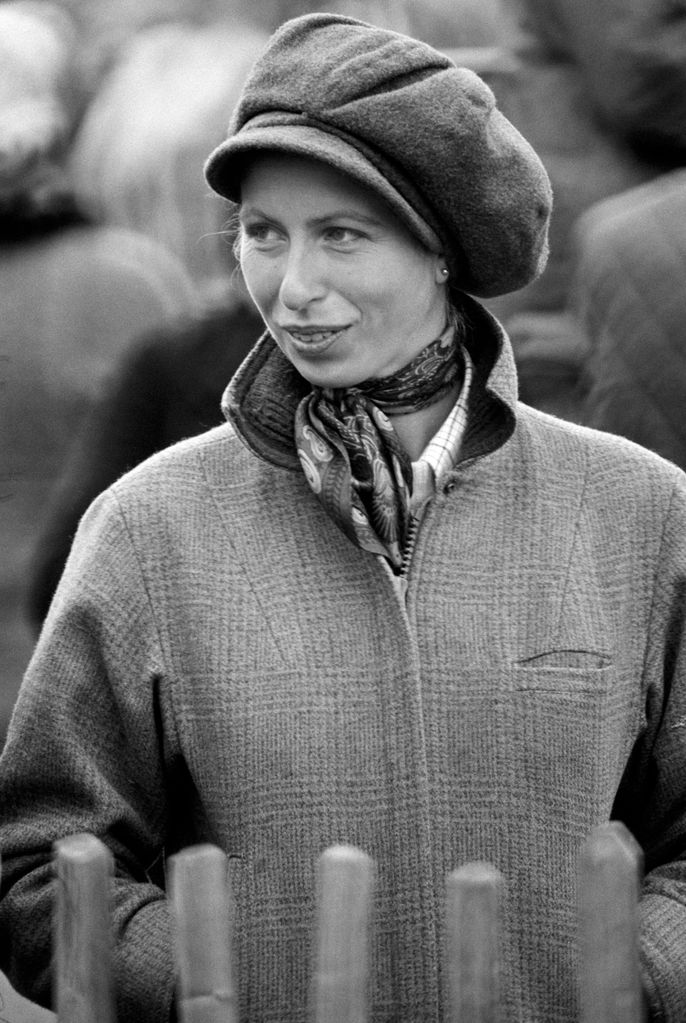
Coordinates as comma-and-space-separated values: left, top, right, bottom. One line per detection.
2, 821, 645, 1022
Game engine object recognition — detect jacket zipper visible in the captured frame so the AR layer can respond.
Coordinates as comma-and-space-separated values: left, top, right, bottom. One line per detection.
396, 475, 458, 599
396, 514, 421, 600
400, 515, 420, 576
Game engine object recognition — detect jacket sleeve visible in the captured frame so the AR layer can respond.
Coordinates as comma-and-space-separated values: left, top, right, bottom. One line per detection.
0, 488, 180, 1023
613, 472, 686, 1023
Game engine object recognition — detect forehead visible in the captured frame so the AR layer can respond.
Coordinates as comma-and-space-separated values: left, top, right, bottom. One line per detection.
239, 153, 396, 223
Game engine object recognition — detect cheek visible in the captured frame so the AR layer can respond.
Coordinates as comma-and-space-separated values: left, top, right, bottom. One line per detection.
353, 275, 412, 329
335, 265, 392, 318
239, 255, 277, 313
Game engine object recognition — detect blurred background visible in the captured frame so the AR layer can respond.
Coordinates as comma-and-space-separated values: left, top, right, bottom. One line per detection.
2, 0, 686, 746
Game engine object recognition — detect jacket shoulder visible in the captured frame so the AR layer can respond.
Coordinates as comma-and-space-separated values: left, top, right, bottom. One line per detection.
515, 403, 686, 499
109, 422, 250, 494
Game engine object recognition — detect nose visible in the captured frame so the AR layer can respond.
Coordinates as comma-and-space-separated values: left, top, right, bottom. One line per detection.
278, 241, 326, 311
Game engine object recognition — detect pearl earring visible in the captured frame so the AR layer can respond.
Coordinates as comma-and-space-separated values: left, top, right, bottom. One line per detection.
440, 267, 449, 278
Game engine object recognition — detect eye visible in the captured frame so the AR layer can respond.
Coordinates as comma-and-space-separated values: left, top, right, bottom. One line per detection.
322, 225, 364, 246
241, 221, 283, 249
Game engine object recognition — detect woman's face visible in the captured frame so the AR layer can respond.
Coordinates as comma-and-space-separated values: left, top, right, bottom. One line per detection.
238, 154, 449, 389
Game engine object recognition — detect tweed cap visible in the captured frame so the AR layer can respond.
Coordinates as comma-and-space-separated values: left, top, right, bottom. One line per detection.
205, 13, 553, 298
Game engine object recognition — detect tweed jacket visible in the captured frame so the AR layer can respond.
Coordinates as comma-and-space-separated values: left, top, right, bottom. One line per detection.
1, 299, 686, 1023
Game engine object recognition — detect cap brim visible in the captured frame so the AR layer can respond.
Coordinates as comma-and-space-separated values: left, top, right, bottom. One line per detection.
204, 122, 441, 253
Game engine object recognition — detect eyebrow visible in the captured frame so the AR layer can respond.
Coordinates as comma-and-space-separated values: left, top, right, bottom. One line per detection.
309, 210, 384, 228
239, 205, 384, 229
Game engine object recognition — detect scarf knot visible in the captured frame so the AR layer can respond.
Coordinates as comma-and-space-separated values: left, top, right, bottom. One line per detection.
294, 323, 463, 568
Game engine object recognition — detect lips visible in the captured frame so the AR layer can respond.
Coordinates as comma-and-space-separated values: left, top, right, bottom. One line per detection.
281, 324, 350, 354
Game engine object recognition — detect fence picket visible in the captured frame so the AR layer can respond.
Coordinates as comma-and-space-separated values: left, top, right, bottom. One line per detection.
32, 824, 649, 1021
312, 843, 374, 1023
446, 861, 503, 1023
169, 843, 238, 1023
578, 821, 645, 1023
53, 832, 115, 1023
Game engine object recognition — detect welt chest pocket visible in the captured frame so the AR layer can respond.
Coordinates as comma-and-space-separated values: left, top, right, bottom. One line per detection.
513, 649, 614, 692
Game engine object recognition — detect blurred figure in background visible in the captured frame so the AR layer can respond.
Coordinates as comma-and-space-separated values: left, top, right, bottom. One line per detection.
485, 0, 686, 440
517, 0, 686, 167
0, 0, 200, 737
68, 17, 269, 288
566, 2, 686, 470
0, 1, 85, 238
572, 171, 686, 469
477, 0, 654, 422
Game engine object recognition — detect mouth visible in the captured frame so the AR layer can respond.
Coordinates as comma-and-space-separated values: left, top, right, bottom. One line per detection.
281, 324, 350, 354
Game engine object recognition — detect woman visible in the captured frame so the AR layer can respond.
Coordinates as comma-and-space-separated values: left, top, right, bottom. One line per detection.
1, 14, 685, 1023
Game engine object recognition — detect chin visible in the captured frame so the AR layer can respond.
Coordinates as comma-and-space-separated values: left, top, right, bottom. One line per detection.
289, 355, 365, 391
298, 368, 361, 390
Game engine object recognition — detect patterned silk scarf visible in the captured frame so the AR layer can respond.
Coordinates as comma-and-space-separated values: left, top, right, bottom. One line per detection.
294, 323, 463, 569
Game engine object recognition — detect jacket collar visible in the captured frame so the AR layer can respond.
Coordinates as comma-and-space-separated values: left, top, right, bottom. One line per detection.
222, 294, 517, 471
